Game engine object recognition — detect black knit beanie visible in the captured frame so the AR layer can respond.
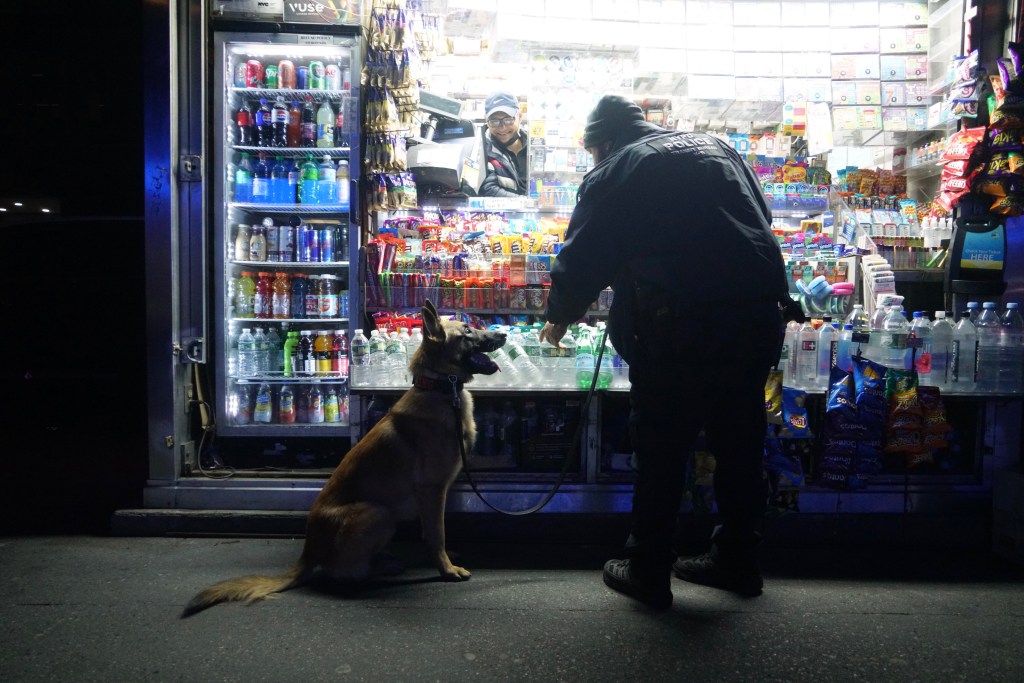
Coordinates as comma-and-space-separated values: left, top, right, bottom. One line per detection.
582, 95, 645, 149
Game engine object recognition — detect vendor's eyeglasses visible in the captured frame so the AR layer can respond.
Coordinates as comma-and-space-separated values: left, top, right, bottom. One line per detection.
487, 116, 516, 128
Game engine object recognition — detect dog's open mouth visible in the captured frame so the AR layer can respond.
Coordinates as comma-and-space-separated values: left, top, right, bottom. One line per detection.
466, 351, 500, 375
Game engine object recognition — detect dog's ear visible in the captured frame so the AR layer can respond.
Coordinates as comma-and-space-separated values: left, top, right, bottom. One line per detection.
421, 299, 445, 342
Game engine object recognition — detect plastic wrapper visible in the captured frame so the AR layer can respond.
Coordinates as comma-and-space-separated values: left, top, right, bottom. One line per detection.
779, 387, 812, 438
764, 370, 784, 425
941, 126, 986, 162
918, 386, 953, 434
853, 356, 888, 436
885, 429, 923, 456
825, 367, 865, 439
857, 439, 885, 475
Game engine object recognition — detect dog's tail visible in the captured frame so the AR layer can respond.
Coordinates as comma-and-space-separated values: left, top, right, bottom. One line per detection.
181, 559, 312, 618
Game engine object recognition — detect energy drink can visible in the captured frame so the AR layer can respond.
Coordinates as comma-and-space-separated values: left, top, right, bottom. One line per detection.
264, 64, 279, 89
300, 224, 320, 262
278, 60, 296, 89
325, 64, 342, 91
245, 59, 263, 88
265, 222, 280, 261
279, 225, 295, 262
296, 66, 310, 90
319, 227, 335, 262
309, 61, 326, 90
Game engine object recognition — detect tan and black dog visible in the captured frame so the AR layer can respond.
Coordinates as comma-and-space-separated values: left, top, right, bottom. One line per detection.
182, 301, 506, 617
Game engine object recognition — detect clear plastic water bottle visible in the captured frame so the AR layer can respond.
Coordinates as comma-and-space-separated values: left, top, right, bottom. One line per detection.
845, 303, 870, 334
880, 306, 910, 370
1000, 303, 1024, 393
237, 327, 257, 377
929, 311, 954, 389
796, 321, 817, 389
837, 324, 854, 373
368, 329, 388, 386
397, 327, 413, 384
559, 331, 577, 388
780, 320, 799, 386
253, 327, 271, 375
350, 328, 369, 387
575, 326, 596, 389
407, 326, 423, 361
521, 326, 546, 386
538, 329, 561, 387
506, 329, 542, 386
909, 312, 933, 384
384, 331, 407, 386
967, 301, 980, 323
266, 326, 283, 374
816, 318, 838, 389
975, 302, 1002, 392
950, 310, 978, 392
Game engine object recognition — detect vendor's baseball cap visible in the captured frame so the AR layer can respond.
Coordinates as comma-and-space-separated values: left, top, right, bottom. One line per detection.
485, 91, 520, 118
583, 95, 645, 148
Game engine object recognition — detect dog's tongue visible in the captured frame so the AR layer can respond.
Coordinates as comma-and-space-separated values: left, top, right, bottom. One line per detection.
467, 351, 499, 375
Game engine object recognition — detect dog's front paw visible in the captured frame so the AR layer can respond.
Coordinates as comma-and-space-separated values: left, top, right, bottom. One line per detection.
441, 565, 472, 581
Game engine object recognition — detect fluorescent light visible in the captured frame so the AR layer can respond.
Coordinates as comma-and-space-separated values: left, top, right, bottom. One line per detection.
41, 208, 50, 213
0, 208, 6, 212
13, 202, 22, 207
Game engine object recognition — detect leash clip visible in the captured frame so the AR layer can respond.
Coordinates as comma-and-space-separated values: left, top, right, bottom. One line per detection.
447, 375, 461, 408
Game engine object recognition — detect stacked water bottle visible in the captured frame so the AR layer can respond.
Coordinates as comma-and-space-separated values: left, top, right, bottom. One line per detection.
780, 298, 1024, 393
348, 323, 630, 390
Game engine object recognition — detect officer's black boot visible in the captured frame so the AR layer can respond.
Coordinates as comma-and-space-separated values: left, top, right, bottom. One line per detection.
673, 525, 763, 597
602, 557, 672, 610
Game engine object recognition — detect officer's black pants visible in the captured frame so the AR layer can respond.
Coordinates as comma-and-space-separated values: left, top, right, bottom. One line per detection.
624, 300, 783, 566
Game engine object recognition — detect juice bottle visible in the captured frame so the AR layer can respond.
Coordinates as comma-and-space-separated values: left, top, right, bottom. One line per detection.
272, 272, 291, 319
308, 385, 325, 423
279, 385, 296, 423
298, 330, 315, 377
325, 387, 340, 423
236, 271, 256, 319
331, 329, 349, 380
305, 275, 321, 318
290, 273, 308, 319
315, 330, 333, 376
253, 271, 273, 319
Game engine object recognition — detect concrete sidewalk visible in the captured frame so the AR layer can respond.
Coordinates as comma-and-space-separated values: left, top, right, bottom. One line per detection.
1, 535, 1023, 682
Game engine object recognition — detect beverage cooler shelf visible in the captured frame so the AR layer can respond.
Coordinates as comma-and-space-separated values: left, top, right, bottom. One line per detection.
233, 260, 350, 268
234, 375, 348, 384
231, 317, 348, 324
233, 145, 351, 157
230, 202, 350, 214
230, 87, 351, 101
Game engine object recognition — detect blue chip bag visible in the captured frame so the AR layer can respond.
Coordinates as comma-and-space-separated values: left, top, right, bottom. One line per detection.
780, 387, 812, 438
853, 356, 888, 436
826, 366, 866, 439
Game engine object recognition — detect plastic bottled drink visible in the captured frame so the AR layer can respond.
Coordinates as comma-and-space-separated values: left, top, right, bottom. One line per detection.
271, 96, 289, 147
539, 331, 561, 387
286, 158, 300, 204
395, 328, 411, 383
594, 326, 613, 390
325, 387, 341, 423
406, 326, 423, 365
314, 330, 333, 377
290, 273, 308, 319
237, 328, 257, 377
333, 103, 346, 147
384, 331, 407, 386
316, 100, 335, 147
909, 312, 933, 384
272, 272, 291, 319
234, 153, 253, 202
845, 303, 870, 334
236, 100, 255, 145
521, 327, 546, 385
254, 382, 274, 423
255, 98, 273, 147
337, 159, 350, 206
332, 329, 349, 380
318, 154, 337, 205
880, 306, 910, 370
967, 301, 980, 323
558, 331, 577, 388
252, 152, 270, 203
506, 329, 542, 386
298, 330, 315, 377
796, 321, 818, 389
368, 329, 389, 385
837, 323, 855, 373
575, 327, 596, 389
283, 330, 299, 377
270, 156, 289, 203
253, 271, 273, 318
975, 302, 1002, 392
286, 100, 302, 147
266, 326, 283, 374
816, 318, 838, 388
236, 270, 256, 318
1000, 303, 1024, 392
780, 320, 799, 385
929, 312, 954, 389
253, 327, 270, 375
300, 96, 317, 147
308, 385, 325, 423
279, 384, 296, 424
950, 311, 978, 391
350, 329, 369, 386
298, 155, 319, 204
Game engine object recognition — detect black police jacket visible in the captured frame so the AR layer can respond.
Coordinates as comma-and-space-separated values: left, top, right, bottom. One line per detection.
544, 125, 790, 360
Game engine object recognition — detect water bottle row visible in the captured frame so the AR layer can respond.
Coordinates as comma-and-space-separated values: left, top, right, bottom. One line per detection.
235, 327, 349, 380
229, 382, 349, 426
781, 301, 1024, 393
348, 324, 629, 390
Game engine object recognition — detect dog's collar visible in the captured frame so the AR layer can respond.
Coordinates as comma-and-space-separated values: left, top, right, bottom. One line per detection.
412, 373, 464, 395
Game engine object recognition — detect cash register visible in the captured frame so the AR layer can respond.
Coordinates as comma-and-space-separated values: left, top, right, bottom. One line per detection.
407, 91, 485, 197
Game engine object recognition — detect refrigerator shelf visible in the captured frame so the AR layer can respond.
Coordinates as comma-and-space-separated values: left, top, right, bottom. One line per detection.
230, 87, 352, 101
231, 317, 349, 324
232, 146, 351, 157
232, 260, 350, 268
230, 202, 350, 213
233, 375, 349, 384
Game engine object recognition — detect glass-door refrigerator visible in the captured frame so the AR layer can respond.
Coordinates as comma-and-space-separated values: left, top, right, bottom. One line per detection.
212, 28, 360, 444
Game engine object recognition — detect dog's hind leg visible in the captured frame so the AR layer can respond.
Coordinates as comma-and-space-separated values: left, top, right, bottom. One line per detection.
313, 502, 397, 582
416, 484, 471, 581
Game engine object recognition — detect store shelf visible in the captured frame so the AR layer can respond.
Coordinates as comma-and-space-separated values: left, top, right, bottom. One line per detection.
230, 202, 350, 213
772, 208, 829, 218
217, 423, 351, 436
233, 260, 350, 268
230, 87, 351, 100
364, 305, 607, 317
897, 161, 944, 179
234, 375, 349, 384
231, 317, 349, 324
233, 145, 351, 157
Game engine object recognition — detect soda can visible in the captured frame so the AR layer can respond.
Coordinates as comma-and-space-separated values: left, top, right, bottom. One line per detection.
325, 64, 342, 91
300, 225, 320, 262
309, 61, 326, 90
264, 64, 279, 89
296, 66, 309, 90
278, 60, 296, 89
234, 62, 248, 88
319, 227, 335, 262
265, 224, 280, 262
279, 225, 295, 262
245, 59, 263, 88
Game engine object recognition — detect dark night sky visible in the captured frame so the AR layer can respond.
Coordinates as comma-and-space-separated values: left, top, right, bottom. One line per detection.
2, 2, 144, 218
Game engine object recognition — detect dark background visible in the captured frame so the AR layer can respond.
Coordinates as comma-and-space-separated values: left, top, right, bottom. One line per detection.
1, 2, 147, 533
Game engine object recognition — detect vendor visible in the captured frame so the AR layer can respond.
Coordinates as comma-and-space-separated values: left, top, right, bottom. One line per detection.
479, 91, 529, 197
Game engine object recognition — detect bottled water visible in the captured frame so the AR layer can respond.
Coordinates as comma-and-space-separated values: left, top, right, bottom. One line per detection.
575, 326, 596, 389
349, 329, 369, 387
795, 321, 817, 389
929, 312, 954, 389
266, 327, 283, 374
880, 306, 910, 370
237, 328, 257, 377
506, 329, 542, 386
368, 329, 389, 386
950, 311, 978, 391
845, 303, 870, 334
384, 331, 407, 386
595, 323, 613, 389
967, 301, 980, 323
538, 330, 561, 387
253, 327, 271, 375
975, 302, 1001, 392
1000, 303, 1024, 393
397, 327, 413, 385
837, 324, 854, 373
407, 326, 423, 360
909, 312, 933, 384
558, 332, 577, 388
816, 318, 838, 389
780, 321, 799, 386
520, 327, 546, 386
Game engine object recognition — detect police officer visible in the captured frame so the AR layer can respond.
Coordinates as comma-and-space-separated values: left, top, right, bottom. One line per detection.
539, 95, 796, 609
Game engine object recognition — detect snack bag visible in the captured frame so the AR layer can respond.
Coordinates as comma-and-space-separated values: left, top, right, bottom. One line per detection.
779, 387, 812, 438
765, 370, 784, 425
853, 356, 888, 436
825, 366, 865, 439
885, 368, 923, 433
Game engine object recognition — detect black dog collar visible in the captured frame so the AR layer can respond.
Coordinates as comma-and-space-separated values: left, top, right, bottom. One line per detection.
412, 374, 464, 394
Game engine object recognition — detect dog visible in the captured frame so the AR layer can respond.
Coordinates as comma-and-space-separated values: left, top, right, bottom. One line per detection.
182, 300, 506, 617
